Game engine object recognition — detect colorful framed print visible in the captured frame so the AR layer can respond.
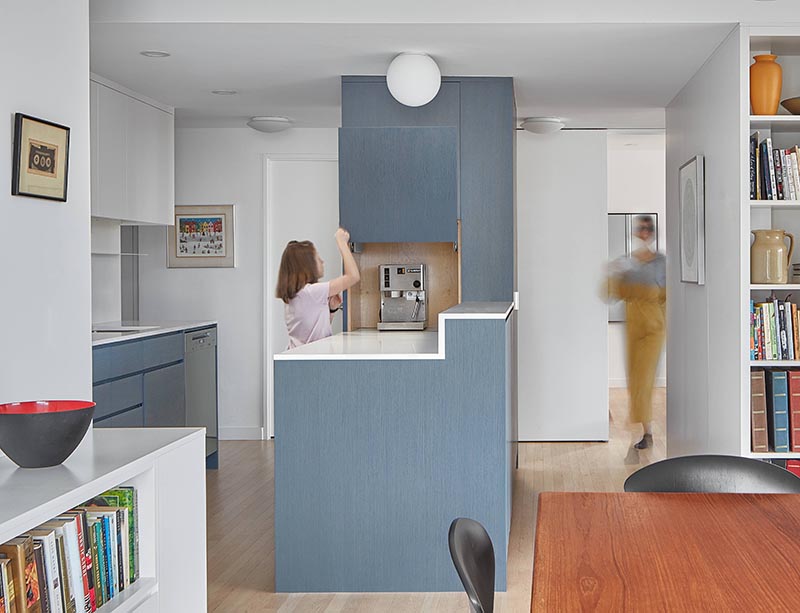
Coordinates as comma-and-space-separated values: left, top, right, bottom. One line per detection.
12, 113, 70, 202
167, 205, 235, 268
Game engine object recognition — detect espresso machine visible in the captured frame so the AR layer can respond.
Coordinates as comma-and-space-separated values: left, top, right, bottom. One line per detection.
377, 264, 427, 331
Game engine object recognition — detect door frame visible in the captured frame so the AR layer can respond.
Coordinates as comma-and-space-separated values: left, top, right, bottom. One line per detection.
262, 154, 338, 439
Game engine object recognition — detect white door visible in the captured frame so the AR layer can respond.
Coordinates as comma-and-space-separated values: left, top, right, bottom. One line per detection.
517, 131, 609, 441
264, 157, 339, 437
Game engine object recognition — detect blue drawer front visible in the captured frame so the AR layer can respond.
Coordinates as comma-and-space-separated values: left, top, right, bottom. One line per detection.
93, 332, 184, 383
95, 405, 144, 428
93, 374, 143, 420
142, 333, 184, 369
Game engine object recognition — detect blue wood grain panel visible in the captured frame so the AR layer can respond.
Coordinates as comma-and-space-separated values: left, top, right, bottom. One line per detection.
110, 405, 145, 427
92, 341, 144, 383
341, 78, 460, 128
92, 374, 143, 420
339, 127, 458, 243
143, 362, 185, 427
274, 319, 511, 592
142, 332, 184, 370
459, 78, 515, 302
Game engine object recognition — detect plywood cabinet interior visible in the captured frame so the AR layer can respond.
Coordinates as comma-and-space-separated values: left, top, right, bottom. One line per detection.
91, 77, 174, 225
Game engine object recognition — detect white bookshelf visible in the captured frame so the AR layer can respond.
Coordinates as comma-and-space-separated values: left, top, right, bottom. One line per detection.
746, 28, 800, 461
0, 428, 206, 613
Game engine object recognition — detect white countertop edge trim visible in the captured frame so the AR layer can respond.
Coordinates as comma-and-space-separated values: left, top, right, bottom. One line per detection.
0, 428, 204, 541
274, 303, 512, 361
92, 321, 218, 346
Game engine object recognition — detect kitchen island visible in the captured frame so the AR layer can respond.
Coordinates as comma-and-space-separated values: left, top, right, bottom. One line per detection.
274, 302, 515, 592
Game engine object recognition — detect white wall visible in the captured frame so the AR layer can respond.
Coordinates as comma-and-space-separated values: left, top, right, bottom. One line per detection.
0, 2, 92, 402
138, 127, 338, 439
665, 26, 742, 456
607, 132, 667, 388
517, 131, 609, 441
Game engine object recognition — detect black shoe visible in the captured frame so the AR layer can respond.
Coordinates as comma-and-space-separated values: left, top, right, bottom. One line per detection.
634, 434, 653, 450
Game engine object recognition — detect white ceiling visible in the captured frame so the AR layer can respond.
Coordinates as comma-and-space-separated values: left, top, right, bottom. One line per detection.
90, 22, 735, 129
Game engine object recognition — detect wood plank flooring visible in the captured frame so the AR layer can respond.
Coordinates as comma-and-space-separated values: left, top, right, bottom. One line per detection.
207, 387, 666, 612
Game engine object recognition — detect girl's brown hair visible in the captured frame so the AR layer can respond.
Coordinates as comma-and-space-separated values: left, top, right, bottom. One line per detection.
276, 240, 320, 303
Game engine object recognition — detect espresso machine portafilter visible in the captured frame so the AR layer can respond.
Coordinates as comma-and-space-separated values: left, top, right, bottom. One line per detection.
377, 264, 427, 331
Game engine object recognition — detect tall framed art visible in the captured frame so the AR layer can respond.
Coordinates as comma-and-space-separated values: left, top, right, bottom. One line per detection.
12, 113, 70, 202
679, 155, 705, 285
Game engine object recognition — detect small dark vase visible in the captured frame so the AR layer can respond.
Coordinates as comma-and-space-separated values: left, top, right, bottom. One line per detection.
0, 400, 95, 468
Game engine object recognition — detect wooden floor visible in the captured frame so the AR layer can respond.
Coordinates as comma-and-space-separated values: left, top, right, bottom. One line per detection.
207, 387, 666, 612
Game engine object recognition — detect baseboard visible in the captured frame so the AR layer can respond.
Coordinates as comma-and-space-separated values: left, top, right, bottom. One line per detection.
609, 377, 666, 388
219, 427, 265, 440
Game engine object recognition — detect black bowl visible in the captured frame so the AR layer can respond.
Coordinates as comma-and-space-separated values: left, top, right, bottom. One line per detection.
0, 400, 95, 468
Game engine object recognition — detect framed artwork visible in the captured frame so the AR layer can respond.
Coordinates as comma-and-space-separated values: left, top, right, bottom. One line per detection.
167, 205, 235, 268
12, 113, 70, 201
679, 155, 705, 285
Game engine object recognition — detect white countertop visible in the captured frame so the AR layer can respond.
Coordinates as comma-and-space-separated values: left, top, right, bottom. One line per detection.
0, 428, 204, 543
91, 320, 217, 346
275, 302, 512, 361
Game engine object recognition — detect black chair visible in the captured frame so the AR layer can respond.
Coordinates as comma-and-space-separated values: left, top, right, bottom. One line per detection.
448, 518, 495, 613
624, 454, 800, 494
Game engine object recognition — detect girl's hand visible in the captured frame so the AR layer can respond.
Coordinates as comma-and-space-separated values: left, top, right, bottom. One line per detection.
335, 227, 350, 244
329, 294, 343, 310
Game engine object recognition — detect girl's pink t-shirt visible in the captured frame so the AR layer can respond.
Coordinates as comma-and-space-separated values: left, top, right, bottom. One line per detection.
285, 282, 331, 348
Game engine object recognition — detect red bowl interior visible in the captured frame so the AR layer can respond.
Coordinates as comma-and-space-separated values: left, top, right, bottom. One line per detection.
0, 400, 96, 415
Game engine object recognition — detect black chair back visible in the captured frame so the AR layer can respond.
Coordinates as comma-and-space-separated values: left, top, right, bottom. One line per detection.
624, 454, 800, 493
448, 518, 495, 613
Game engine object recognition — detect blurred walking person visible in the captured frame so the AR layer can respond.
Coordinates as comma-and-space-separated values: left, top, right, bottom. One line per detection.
607, 215, 666, 449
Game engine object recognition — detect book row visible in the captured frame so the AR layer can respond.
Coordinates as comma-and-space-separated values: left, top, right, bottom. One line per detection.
751, 369, 800, 453
750, 298, 800, 361
0, 486, 138, 613
750, 131, 800, 200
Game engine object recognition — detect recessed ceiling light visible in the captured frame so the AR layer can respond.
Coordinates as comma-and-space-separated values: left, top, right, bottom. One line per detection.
140, 50, 170, 58
211, 90, 238, 96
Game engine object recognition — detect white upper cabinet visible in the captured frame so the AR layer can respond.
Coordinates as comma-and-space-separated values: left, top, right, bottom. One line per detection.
90, 76, 174, 225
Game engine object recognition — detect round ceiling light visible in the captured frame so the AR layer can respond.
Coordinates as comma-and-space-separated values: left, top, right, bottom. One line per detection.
139, 50, 171, 58
386, 53, 441, 107
520, 117, 565, 134
246, 116, 294, 133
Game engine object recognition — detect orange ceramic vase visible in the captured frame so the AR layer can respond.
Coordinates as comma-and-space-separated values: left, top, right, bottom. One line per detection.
750, 54, 782, 115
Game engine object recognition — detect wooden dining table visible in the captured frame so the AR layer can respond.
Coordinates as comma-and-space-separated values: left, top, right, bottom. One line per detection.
532, 491, 800, 611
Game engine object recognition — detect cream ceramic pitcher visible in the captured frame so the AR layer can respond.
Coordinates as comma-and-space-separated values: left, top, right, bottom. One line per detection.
751, 229, 795, 284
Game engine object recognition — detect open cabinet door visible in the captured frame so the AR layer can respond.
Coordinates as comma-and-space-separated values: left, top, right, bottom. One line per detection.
517, 131, 609, 441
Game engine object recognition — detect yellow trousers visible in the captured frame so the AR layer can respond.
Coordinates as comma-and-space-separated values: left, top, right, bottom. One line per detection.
609, 280, 666, 425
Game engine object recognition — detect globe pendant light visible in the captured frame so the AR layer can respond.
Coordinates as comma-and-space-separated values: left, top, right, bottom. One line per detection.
386, 53, 442, 107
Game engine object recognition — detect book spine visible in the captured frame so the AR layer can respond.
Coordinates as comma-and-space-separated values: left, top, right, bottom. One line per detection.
0, 559, 15, 613
762, 141, 773, 200
768, 370, 791, 452
752, 370, 770, 452
55, 535, 76, 613
114, 511, 124, 592
778, 300, 789, 359
771, 302, 779, 360
786, 301, 795, 360
790, 371, 800, 452
101, 518, 114, 600
773, 148, 785, 200
90, 523, 106, 605
87, 528, 101, 610
750, 133, 758, 199
33, 542, 51, 613
767, 137, 778, 199
783, 151, 795, 200
751, 300, 755, 360
757, 306, 765, 359
38, 535, 63, 613
793, 303, 799, 358
791, 151, 800, 198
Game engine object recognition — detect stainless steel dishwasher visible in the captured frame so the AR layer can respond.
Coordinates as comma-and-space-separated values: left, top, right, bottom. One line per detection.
185, 326, 219, 468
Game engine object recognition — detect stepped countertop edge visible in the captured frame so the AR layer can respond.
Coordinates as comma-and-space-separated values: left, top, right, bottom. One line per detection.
275, 301, 513, 361
92, 320, 218, 346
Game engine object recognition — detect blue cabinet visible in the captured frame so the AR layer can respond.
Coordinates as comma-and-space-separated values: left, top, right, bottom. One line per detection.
339, 127, 458, 243
92, 331, 184, 427
339, 76, 514, 300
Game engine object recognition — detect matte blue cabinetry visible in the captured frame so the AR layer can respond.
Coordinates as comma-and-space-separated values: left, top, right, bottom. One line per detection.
339, 76, 514, 300
339, 127, 458, 243
92, 332, 184, 427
